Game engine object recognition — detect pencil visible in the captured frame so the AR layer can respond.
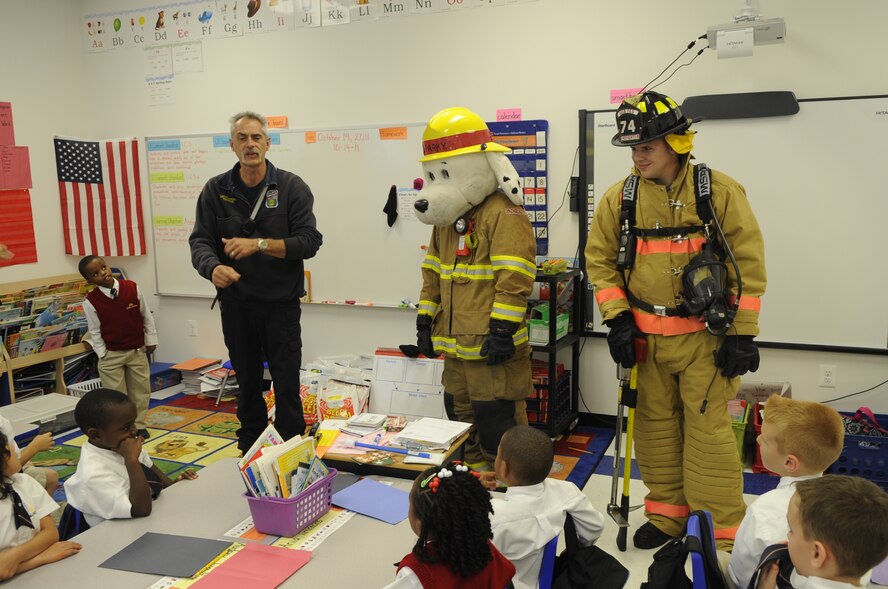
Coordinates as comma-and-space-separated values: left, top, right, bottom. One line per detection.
569, 447, 596, 455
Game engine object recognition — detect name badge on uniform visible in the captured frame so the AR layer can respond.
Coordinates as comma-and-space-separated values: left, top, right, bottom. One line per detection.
265, 189, 279, 209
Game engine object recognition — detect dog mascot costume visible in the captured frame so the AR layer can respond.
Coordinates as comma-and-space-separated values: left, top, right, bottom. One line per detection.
412, 107, 537, 467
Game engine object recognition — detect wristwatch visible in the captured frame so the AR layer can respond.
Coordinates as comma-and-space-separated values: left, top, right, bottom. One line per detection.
257, 239, 269, 253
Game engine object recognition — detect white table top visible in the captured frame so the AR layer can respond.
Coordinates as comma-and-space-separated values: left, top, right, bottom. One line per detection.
6, 457, 415, 588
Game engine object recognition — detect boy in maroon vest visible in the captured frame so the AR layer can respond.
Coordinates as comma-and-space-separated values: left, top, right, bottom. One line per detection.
79, 256, 157, 439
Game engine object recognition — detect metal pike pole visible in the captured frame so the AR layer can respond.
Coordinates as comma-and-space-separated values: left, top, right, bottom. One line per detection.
608, 338, 647, 552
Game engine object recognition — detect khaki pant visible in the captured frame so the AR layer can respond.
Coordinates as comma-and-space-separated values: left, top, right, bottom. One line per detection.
442, 345, 531, 464
98, 348, 151, 430
633, 331, 746, 548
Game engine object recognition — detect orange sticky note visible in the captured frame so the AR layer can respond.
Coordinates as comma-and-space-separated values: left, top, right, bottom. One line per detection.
267, 116, 288, 129
305, 131, 317, 144
379, 127, 408, 140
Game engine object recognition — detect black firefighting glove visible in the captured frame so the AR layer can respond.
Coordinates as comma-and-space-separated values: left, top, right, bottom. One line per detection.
605, 311, 643, 369
716, 335, 760, 378
416, 314, 436, 359
481, 319, 518, 366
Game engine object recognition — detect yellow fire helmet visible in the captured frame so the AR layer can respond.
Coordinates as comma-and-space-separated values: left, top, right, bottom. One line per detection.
419, 107, 510, 162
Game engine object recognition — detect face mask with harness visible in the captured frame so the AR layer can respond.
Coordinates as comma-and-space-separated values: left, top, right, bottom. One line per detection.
616, 163, 743, 336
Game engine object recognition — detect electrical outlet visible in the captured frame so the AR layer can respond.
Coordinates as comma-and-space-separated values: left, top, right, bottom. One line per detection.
818, 364, 836, 388
187, 320, 198, 337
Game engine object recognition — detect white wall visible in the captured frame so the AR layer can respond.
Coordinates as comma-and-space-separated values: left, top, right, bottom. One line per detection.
2, 0, 886, 415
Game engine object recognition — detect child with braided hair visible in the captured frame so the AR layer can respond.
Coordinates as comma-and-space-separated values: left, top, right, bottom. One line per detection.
383, 461, 516, 589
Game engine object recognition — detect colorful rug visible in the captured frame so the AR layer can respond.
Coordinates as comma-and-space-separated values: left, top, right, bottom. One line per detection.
32, 392, 242, 504
550, 426, 614, 489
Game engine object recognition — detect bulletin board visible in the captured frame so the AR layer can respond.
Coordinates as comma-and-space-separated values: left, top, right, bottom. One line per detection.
146, 123, 434, 306
578, 95, 888, 351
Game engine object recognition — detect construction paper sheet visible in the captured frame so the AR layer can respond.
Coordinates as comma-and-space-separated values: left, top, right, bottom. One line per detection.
190, 543, 311, 588
99, 532, 231, 577
331, 478, 408, 525
0, 145, 31, 189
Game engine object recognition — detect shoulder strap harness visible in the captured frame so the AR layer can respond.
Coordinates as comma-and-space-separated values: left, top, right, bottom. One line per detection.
619, 164, 722, 318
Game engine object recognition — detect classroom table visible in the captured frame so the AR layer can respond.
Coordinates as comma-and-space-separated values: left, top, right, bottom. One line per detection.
7, 457, 415, 588
322, 431, 470, 479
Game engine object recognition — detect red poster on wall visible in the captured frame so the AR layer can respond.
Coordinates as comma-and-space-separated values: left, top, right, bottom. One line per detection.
0, 189, 38, 266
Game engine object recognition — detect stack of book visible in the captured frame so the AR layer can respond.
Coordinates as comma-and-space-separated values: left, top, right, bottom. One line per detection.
238, 424, 329, 498
170, 358, 221, 394
198, 365, 238, 397
391, 417, 472, 450
339, 412, 387, 437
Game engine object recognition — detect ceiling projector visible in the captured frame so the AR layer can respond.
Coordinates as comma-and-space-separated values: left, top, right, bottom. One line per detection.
706, 17, 786, 48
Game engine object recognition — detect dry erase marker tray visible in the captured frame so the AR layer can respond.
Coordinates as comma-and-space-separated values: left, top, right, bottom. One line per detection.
244, 468, 337, 536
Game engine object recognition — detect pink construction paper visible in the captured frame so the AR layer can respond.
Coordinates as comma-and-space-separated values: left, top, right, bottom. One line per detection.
496, 108, 522, 122
190, 543, 311, 588
0, 145, 32, 190
0, 102, 14, 145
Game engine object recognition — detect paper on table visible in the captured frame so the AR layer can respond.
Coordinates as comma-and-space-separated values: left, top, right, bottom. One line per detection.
98, 532, 232, 577
331, 477, 409, 525
403, 453, 446, 466
189, 543, 311, 589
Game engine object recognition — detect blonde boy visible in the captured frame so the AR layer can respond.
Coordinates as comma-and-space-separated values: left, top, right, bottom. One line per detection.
729, 395, 844, 589
756, 475, 888, 589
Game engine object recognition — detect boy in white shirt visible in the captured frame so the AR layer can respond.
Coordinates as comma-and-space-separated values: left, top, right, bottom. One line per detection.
64, 388, 196, 528
0, 414, 58, 497
756, 475, 888, 589
0, 432, 80, 580
729, 395, 844, 589
481, 425, 604, 589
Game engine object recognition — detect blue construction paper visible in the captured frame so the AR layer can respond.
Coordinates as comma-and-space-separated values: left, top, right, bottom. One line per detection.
331, 478, 409, 525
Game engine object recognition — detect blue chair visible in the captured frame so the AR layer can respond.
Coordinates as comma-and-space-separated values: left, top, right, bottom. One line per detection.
58, 504, 90, 541
538, 535, 559, 589
686, 511, 717, 589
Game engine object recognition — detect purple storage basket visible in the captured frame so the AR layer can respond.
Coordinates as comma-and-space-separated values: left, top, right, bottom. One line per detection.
244, 468, 337, 536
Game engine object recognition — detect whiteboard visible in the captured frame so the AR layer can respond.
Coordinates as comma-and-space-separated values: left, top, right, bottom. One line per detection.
146, 124, 431, 305
582, 95, 888, 350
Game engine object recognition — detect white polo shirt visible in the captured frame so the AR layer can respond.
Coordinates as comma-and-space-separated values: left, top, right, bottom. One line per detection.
0, 473, 58, 549
729, 474, 822, 589
490, 479, 605, 589
64, 441, 154, 527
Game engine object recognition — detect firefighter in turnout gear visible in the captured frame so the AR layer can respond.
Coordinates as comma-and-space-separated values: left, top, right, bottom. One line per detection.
585, 91, 766, 551
411, 107, 537, 468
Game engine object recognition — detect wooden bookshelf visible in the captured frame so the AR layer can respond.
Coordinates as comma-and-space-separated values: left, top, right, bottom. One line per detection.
0, 273, 92, 404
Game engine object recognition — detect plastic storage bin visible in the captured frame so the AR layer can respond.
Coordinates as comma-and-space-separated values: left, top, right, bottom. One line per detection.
828, 412, 888, 489
244, 468, 337, 536
526, 371, 572, 436
528, 305, 570, 345
67, 378, 103, 398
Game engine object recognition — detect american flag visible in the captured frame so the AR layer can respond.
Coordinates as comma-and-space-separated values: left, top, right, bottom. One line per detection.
54, 137, 146, 256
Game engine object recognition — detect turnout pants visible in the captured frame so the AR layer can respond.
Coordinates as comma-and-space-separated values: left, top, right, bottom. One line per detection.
633, 330, 746, 548
98, 348, 151, 430
442, 345, 531, 465
220, 295, 305, 453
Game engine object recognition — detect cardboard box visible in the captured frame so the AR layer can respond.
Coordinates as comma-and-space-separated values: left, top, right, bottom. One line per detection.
528, 304, 569, 345
737, 381, 792, 405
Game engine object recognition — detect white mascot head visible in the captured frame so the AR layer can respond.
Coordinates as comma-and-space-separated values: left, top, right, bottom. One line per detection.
414, 107, 523, 227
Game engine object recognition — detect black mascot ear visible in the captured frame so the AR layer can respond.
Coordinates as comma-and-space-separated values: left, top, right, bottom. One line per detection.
383, 184, 398, 227
486, 153, 523, 206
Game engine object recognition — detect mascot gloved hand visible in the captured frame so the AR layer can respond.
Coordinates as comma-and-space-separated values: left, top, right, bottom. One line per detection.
416, 315, 436, 358
481, 319, 517, 365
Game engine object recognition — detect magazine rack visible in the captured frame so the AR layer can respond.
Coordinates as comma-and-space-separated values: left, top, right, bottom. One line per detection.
0, 274, 91, 404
